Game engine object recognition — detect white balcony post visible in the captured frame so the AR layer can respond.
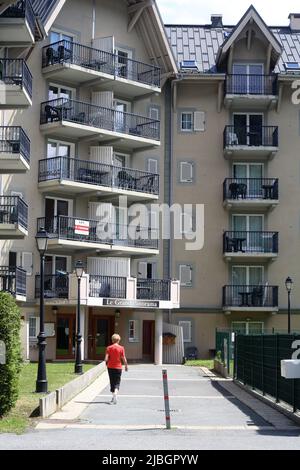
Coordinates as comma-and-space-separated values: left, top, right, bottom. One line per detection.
155, 310, 163, 365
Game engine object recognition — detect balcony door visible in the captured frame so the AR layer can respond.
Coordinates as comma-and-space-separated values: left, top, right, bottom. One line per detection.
232, 214, 264, 251
232, 265, 264, 287
233, 163, 263, 198
232, 63, 264, 94
47, 139, 74, 180
115, 48, 133, 79
114, 100, 130, 133
233, 113, 263, 146
45, 255, 69, 298
45, 197, 72, 234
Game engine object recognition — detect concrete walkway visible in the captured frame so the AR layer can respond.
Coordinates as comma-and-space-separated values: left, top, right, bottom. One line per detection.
1, 365, 300, 450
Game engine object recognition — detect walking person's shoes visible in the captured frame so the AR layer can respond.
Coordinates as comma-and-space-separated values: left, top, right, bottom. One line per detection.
110, 395, 117, 405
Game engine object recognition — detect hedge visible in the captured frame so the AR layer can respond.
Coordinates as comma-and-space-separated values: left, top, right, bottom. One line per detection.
0, 291, 22, 417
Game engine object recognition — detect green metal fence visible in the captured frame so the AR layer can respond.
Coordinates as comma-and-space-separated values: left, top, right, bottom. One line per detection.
215, 330, 234, 375
235, 334, 300, 413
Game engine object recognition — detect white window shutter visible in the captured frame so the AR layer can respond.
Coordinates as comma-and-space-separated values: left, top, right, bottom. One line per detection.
180, 162, 193, 182
91, 91, 114, 108
194, 111, 206, 131
21, 252, 33, 276
179, 265, 192, 286
138, 262, 148, 279
89, 146, 113, 164
148, 158, 158, 174
179, 321, 192, 342
92, 36, 114, 53
149, 107, 159, 120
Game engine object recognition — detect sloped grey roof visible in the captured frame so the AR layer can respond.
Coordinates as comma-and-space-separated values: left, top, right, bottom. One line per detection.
165, 24, 300, 74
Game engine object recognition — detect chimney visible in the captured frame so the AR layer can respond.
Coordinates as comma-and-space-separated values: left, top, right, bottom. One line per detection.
211, 14, 223, 28
289, 13, 300, 31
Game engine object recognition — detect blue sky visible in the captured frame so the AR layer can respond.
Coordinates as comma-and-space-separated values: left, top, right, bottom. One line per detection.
157, 0, 299, 25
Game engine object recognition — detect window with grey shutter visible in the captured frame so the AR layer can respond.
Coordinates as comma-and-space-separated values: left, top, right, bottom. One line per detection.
147, 158, 158, 174
180, 162, 193, 183
178, 321, 192, 342
194, 111, 206, 131
179, 264, 193, 287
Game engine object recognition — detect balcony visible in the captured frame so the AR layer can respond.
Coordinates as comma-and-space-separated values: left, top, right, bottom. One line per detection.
224, 75, 278, 109
0, 59, 32, 108
223, 126, 279, 160
0, 126, 30, 173
0, 266, 26, 301
42, 40, 161, 97
223, 178, 279, 211
223, 231, 279, 262
0, 0, 35, 46
38, 157, 159, 201
35, 273, 180, 310
40, 99, 160, 149
0, 196, 28, 238
222, 285, 278, 314
37, 216, 159, 256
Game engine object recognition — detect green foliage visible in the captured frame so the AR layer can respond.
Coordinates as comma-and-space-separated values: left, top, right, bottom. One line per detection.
0, 292, 22, 417
215, 350, 224, 365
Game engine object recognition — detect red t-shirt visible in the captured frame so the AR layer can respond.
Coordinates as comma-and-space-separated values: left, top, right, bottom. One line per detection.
106, 344, 125, 369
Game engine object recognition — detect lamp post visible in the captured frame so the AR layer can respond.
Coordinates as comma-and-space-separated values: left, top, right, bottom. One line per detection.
35, 228, 49, 393
285, 277, 293, 334
75, 260, 84, 374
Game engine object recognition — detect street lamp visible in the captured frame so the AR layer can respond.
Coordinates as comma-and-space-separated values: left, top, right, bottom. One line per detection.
35, 228, 49, 393
285, 277, 294, 334
75, 260, 84, 374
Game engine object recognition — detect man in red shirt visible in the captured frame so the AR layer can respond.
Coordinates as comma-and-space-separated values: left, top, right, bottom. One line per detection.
105, 334, 128, 404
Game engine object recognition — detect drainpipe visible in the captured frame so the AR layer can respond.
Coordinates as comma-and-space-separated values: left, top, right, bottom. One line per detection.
92, 0, 96, 42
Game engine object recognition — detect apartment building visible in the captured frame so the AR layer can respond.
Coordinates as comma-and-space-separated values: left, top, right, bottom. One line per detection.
0, 0, 181, 365
1, 1, 300, 362
167, 6, 300, 357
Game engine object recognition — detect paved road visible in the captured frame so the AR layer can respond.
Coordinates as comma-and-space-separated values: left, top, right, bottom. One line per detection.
1, 365, 300, 450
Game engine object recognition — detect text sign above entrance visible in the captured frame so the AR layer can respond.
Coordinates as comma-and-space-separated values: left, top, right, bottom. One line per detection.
103, 299, 160, 308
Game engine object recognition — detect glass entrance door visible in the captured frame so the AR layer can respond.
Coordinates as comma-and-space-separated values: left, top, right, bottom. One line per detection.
233, 164, 263, 198
56, 315, 76, 359
89, 316, 113, 360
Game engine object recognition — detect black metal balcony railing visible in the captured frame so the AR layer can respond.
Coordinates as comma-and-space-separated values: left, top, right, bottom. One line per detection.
0, 126, 30, 164
0, 266, 26, 297
89, 275, 127, 299
223, 178, 279, 201
42, 40, 161, 88
35, 273, 69, 299
223, 231, 279, 254
225, 74, 278, 96
40, 98, 160, 141
0, 196, 28, 230
37, 216, 159, 250
38, 157, 159, 195
0, 58, 32, 98
137, 279, 171, 301
222, 285, 279, 308
0, 0, 36, 37
224, 126, 278, 149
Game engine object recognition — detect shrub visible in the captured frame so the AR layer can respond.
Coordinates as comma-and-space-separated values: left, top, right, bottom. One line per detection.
0, 292, 22, 417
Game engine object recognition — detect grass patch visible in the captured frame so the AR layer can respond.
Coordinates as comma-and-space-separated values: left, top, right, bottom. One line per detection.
0, 362, 95, 435
185, 359, 214, 369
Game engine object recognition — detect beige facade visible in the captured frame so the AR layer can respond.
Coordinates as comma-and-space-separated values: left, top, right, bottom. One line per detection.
1, 2, 300, 362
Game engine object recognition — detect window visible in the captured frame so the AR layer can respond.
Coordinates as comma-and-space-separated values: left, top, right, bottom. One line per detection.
181, 112, 193, 132
179, 321, 192, 342
179, 264, 193, 287
47, 140, 75, 158
180, 161, 194, 183
50, 31, 73, 44
129, 320, 139, 342
232, 322, 264, 335
29, 317, 39, 340
138, 261, 156, 279
149, 106, 160, 121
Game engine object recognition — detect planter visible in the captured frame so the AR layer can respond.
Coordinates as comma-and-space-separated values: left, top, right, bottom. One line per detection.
214, 359, 229, 378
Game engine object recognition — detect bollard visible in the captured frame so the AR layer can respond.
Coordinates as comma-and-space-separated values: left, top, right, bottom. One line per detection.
162, 369, 171, 429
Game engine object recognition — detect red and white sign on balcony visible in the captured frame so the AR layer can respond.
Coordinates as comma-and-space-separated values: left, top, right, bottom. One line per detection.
74, 219, 90, 236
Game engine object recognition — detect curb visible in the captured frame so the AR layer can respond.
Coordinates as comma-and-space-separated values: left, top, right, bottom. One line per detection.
234, 379, 300, 427
39, 362, 106, 418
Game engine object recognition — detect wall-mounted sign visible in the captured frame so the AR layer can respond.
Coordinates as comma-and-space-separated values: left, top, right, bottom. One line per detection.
74, 220, 90, 236
103, 299, 160, 309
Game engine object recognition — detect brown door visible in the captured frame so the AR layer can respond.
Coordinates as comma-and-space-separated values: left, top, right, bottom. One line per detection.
56, 314, 76, 359
143, 320, 155, 362
88, 316, 114, 360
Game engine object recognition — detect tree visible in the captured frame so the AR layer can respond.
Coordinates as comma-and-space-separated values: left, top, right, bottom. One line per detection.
0, 292, 22, 417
